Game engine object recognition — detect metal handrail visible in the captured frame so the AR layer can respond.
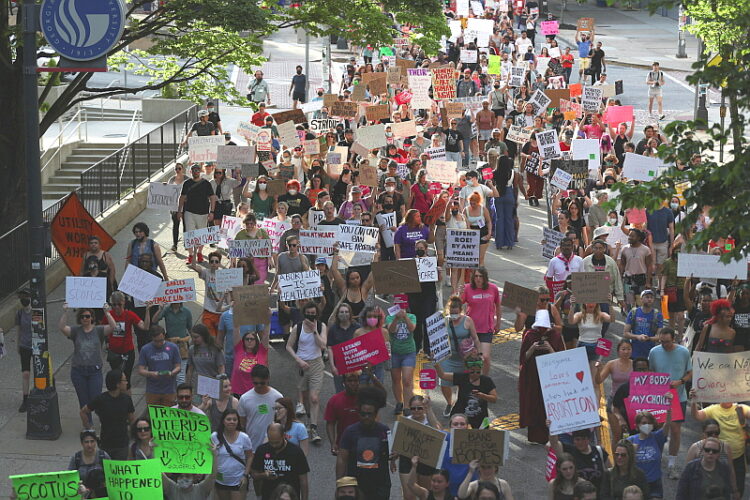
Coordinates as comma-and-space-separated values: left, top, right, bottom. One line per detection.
117, 108, 143, 184
40, 106, 87, 174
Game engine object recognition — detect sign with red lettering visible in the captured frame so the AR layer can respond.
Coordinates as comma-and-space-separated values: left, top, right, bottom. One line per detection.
331, 329, 391, 374
51, 191, 116, 275
151, 279, 197, 305
419, 368, 437, 390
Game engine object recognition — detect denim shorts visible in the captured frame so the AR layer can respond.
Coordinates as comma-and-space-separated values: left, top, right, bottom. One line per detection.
648, 478, 664, 498
578, 341, 598, 361
391, 351, 416, 369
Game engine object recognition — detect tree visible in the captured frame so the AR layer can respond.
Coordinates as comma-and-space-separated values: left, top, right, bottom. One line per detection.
611, 0, 750, 261
0, 0, 449, 234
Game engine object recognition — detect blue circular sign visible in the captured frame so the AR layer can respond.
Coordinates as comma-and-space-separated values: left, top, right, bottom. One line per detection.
40, 0, 126, 62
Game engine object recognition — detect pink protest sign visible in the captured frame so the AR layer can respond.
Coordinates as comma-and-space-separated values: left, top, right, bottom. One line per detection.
595, 338, 612, 357
624, 389, 683, 428
419, 368, 438, 390
604, 105, 634, 125
540, 21, 559, 35
394, 294, 409, 309
428, 182, 443, 195
482, 168, 493, 180
331, 330, 391, 374
545, 448, 557, 481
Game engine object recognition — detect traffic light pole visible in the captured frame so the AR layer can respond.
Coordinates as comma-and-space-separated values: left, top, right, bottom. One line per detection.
22, 0, 62, 440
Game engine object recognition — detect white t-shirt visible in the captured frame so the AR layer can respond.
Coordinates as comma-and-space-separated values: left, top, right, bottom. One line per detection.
211, 431, 253, 486
170, 404, 206, 415
237, 387, 283, 450
459, 184, 493, 206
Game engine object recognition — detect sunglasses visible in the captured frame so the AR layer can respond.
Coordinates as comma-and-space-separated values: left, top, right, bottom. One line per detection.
289, 243, 299, 247
137, 426, 151, 432
80, 314, 92, 319
703, 447, 720, 454
359, 410, 375, 417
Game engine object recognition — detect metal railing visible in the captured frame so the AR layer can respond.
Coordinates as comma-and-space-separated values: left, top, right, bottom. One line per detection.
40, 106, 88, 171
0, 104, 197, 297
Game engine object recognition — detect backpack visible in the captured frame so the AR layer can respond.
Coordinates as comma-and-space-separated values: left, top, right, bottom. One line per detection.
292, 320, 323, 355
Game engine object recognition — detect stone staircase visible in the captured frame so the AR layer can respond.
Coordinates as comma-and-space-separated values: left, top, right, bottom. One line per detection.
79, 106, 141, 122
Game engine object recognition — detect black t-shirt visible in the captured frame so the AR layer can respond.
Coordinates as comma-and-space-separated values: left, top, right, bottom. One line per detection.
276, 193, 311, 216
208, 112, 221, 128
291, 74, 307, 94
450, 372, 496, 429
181, 178, 214, 215
590, 49, 605, 67
444, 129, 464, 152
562, 442, 609, 492
318, 217, 346, 226
190, 121, 215, 136
339, 422, 392, 491
88, 392, 135, 449
251, 441, 310, 500
327, 323, 360, 347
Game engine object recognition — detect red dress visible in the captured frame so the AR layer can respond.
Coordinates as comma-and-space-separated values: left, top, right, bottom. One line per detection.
518, 327, 565, 444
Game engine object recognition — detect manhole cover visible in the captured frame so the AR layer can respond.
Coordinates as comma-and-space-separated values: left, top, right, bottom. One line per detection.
103, 133, 127, 138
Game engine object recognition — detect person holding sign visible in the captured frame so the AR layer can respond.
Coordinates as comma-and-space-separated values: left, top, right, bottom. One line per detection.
198, 373, 240, 432
571, 303, 612, 399
185, 324, 225, 400
626, 402, 673, 498
457, 460, 515, 500
59, 302, 117, 427
405, 456, 453, 500
331, 252, 376, 319
397, 396, 443, 498
80, 235, 117, 299
162, 443, 219, 499
234, 214, 272, 285
230, 323, 270, 397
461, 267, 501, 376
243, 175, 276, 221
434, 353, 496, 430
188, 250, 228, 337
386, 308, 418, 417
67, 429, 111, 481
464, 192, 493, 266
178, 165, 217, 264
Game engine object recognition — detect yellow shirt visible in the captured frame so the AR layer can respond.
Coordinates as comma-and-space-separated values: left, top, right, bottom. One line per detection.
704, 404, 750, 459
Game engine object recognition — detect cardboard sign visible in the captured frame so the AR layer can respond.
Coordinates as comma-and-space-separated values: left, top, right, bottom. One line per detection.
65, 277, 107, 308
278, 270, 322, 302
622, 152, 666, 182
50, 192, 116, 275
450, 429, 509, 466
570, 272, 610, 303
232, 284, 271, 324
277, 120, 301, 149
538, 347, 600, 435
337, 224, 379, 253
10, 470, 80, 500
365, 103, 391, 122
215, 268, 243, 292
540, 20, 559, 35
272, 108, 306, 125
387, 66, 402, 85
371, 260, 421, 294
392, 120, 417, 139
217, 146, 256, 169
366, 73, 388, 95
197, 375, 221, 399
426, 311, 451, 362
331, 329, 391, 374
577, 17, 595, 33
419, 368, 438, 390
392, 416, 447, 469
544, 89, 571, 109
432, 67, 457, 100
355, 124, 386, 150
322, 94, 338, 108
445, 102, 466, 120
310, 118, 339, 133
151, 278, 197, 305
542, 227, 565, 259
414, 256, 439, 282
445, 229, 480, 268
188, 135, 224, 163
330, 101, 359, 118
118, 264, 162, 303
148, 406, 212, 474
423, 197, 448, 226
183, 225, 221, 249
676, 253, 748, 280
266, 179, 287, 197
358, 165, 379, 187
427, 160, 459, 185
103, 459, 163, 500
550, 168, 573, 191
501, 282, 538, 316
147, 182, 181, 211
595, 338, 612, 357
228, 238, 273, 258
351, 84, 367, 102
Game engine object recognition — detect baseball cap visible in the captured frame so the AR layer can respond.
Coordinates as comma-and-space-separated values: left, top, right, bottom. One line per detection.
337, 477, 358, 488
315, 257, 328, 266
640, 289, 655, 298
385, 177, 397, 184
190, 164, 202, 171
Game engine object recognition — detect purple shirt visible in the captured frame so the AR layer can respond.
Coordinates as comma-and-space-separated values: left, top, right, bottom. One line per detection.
393, 225, 429, 258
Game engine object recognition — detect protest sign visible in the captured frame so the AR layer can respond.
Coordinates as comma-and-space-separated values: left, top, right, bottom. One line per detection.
571, 139, 600, 169
323, 93, 338, 108
10, 470, 80, 500
51, 192, 116, 275
262, 219, 292, 252
577, 17, 595, 33
505, 125, 531, 144
310, 118, 339, 133
217, 146, 256, 169
606, 227, 629, 248
278, 270, 322, 302
299, 228, 336, 255
676, 253, 748, 280
365, 103, 390, 122
415, 256, 439, 282
550, 168, 573, 191
529, 90, 552, 116
470, 0, 483, 15
183, 225, 221, 249
392, 416, 447, 469
237, 121, 261, 142
408, 69, 433, 109
542, 227, 565, 259
501, 282, 538, 315
363, 72, 388, 95
392, 120, 417, 139
536, 129, 561, 159
371, 260, 421, 294
423, 197, 448, 227
218, 215, 243, 247
545, 448, 558, 481
149, 406, 213, 474
308, 210, 325, 228
424, 146, 446, 160
624, 388, 682, 427
446, 229, 480, 268
331, 329, 391, 374
272, 108, 306, 125
351, 84, 367, 102
301, 100, 324, 114
255, 128, 272, 151
566, 83, 582, 99
65, 277, 107, 308
277, 121, 301, 149
337, 224, 379, 253
487, 55, 501, 75
550, 158, 590, 190
537, 347, 600, 435
215, 268, 243, 293
197, 375, 221, 399
466, 18, 494, 46
582, 86, 603, 113
232, 284, 271, 324
358, 165, 379, 187
427, 160, 459, 184
509, 66, 526, 87
450, 429, 509, 465
456, 0, 469, 15
460, 49, 478, 63
228, 239, 272, 258
560, 99, 582, 119
544, 89, 571, 109
331, 101, 359, 118
570, 272, 610, 303
265, 179, 287, 197
420, 368, 438, 390
536, 57, 551, 78
603, 105, 634, 125
540, 20, 559, 35
615, 80, 624, 95
188, 135, 224, 163
622, 152, 666, 182
150, 279, 197, 305
355, 124, 386, 150
104, 459, 163, 499
350, 141, 370, 158
432, 67, 457, 100
444, 102, 466, 120
376, 212, 397, 247
302, 139, 320, 155
147, 182, 181, 212
118, 264, 162, 303
387, 65, 402, 85
426, 311, 451, 362
596, 338, 612, 357
693, 351, 750, 402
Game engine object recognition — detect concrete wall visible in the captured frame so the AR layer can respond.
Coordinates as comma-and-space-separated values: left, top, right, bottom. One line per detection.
40, 140, 81, 185
142, 98, 195, 123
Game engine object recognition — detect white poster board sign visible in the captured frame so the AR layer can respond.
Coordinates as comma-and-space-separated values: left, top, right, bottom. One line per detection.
376, 212, 397, 248
215, 268, 244, 292
65, 277, 107, 308
426, 311, 451, 363
692, 351, 750, 403
337, 224, 379, 253
197, 375, 221, 399
536, 129, 561, 159
570, 139, 600, 170
622, 152, 666, 182
445, 229, 480, 268
299, 228, 337, 256
183, 226, 222, 249
550, 168, 573, 191
228, 239, 273, 258
677, 253, 748, 280
278, 270, 323, 302
188, 135, 224, 163
118, 264, 163, 303
150, 279, 197, 305
147, 183, 181, 212
427, 160, 459, 184
543, 227, 565, 259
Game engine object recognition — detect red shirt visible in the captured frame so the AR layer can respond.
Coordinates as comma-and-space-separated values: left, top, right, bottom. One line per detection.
103, 309, 141, 354
251, 111, 270, 127
324, 391, 359, 445
561, 53, 574, 69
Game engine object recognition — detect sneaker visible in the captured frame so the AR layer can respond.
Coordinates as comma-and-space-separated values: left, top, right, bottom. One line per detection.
667, 465, 680, 480
295, 402, 306, 417
18, 398, 27, 413
197, 253, 205, 263
309, 426, 322, 444
659, 114, 666, 120
394, 402, 404, 415
443, 404, 452, 418
402, 407, 412, 417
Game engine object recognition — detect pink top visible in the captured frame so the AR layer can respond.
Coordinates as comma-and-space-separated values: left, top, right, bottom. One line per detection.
582, 123, 605, 140
461, 283, 501, 334
231, 342, 269, 396
610, 361, 632, 397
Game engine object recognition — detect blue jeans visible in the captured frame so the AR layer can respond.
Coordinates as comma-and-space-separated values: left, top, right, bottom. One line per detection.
71, 365, 102, 424
461, 138, 472, 167
445, 151, 462, 166
494, 187, 516, 248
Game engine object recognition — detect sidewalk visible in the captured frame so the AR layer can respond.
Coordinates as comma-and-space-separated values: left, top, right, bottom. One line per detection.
548, 0, 699, 72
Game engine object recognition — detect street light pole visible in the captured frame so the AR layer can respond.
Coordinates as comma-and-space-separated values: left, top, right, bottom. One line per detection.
676, 4, 687, 58
22, 0, 62, 440
305, 28, 310, 102
694, 39, 708, 129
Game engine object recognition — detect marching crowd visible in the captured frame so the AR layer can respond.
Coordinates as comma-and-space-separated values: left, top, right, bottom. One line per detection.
6, 0, 745, 499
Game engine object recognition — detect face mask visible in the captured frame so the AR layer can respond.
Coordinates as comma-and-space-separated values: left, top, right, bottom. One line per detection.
20, 297, 31, 307
670, 202, 679, 210
451, 209, 459, 216
449, 313, 460, 320
608, 218, 618, 225
288, 189, 298, 196
258, 183, 267, 190
386, 186, 395, 193
494, 85, 500, 89
338, 496, 357, 500
304, 313, 317, 322
177, 478, 193, 489
638, 423, 653, 435
383, 203, 394, 210
470, 179, 478, 186
416, 249, 426, 257
366, 317, 379, 327
704, 216, 712, 224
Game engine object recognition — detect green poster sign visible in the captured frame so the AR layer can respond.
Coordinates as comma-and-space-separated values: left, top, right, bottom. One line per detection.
487, 55, 501, 76
148, 406, 213, 473
104, 459, 162, 500
10, 470, 80, 500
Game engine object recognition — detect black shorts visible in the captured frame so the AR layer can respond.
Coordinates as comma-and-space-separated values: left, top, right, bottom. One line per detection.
667, 288, 687, 313
492, 109, 506, 117
292, 92, 306, 103
20, 346, 32, 372
477, 332, 493, 343
215, 482, 244, 491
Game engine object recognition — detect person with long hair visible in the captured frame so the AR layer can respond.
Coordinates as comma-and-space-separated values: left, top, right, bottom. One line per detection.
211, 409, 253, 499
695, 298, 736, 353
435, 353, 497, 430
458, 460, 514, 499
230, 322, 270, 396
407, 239, 440, 353
394, 209, 435, 259
326, 303, 361, 393
600, 440, 649, 499
549, 453, 586, 500
595, 340, 634, 443
243, 174, 275, 220
492, 148, 524, 250
386, 306, 418, 417
128, 416, 154, 459
270, 483, 299, 500
234, 213, 272, 285
331, 252, 376, 319
397, 396, 443, 498
461, 267, 500, 376
274, 397, 309, 455
571, 302, 612, 399
185, 323, 225, 401
410, 168, 434, 213
464, 192, 493, 266
406, 456, 454, 500
126, 222, 169, 278
353, 306, 389, 384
